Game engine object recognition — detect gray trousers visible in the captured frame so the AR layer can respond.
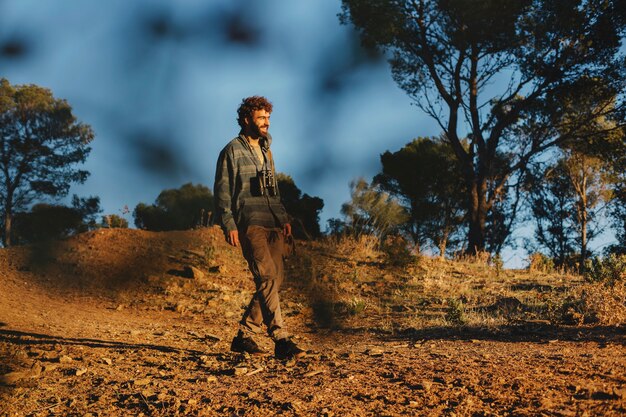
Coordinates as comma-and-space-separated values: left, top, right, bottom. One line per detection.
239, 225, 289, 341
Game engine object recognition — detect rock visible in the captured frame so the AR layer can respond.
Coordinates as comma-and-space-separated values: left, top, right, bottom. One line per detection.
183, 265, 205, 280
0, 370, 30, 385
59, 355, 73, 364
75, 368, 88, 376
42, 364, 58, 373
141, 389, 156, 399
233, 367, 248, 376
197, 376, 217, 383
102, 357, 113, 366
133, 377, 152, 386
365, 348, 384, 357
613, 386, 626, 399
320, 407, 335, 417
418, 380, 432, 392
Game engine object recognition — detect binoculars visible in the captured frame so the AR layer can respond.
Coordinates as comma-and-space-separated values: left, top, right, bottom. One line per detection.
258, 169, 277, 197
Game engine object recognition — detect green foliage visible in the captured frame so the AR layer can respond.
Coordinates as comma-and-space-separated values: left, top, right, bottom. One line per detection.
12, 195, 101, 244
276, 173, 324, 239
102, 214, 129, 228
445, 298, 467, 326
133, 183, 213, 231
584, 254, 626, 286
340, 0, 626, 254
381, 234, 416, 267
527, 150, 613, 269
0, 78, 94, 246
491, 254, 504, 277
375, 137, 467, 255
341, 178, 409, 241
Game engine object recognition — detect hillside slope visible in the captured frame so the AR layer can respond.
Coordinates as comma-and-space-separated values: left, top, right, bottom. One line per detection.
1, 227, 624, 416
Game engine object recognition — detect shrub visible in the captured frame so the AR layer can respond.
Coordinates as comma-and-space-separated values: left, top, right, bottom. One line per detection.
528, 252, 555, 273
445, 298, 467, 325
381, 234, 416, 267
328, 234, 381, 261
553, 282, 626, 326
584, 254, 626, 286
102, 214, 129, 228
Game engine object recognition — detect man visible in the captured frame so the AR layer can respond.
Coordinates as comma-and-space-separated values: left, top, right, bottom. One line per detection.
214, 96, 305, 360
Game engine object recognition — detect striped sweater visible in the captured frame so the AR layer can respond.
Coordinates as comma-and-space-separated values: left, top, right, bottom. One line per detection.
214, 133, 289, 233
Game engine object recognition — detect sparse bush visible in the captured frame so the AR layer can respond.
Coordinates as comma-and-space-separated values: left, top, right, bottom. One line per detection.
102, 214, 128, 228
329, 234, 380, 261
491, 254, 504, 277
345, 297, 367, 316
340, 178, 409, 242
528, 252, 555, 273
445, 298, 467, 325
381, 234, 416, 267
203, 245, 215, 266
553, 282, 626, 326
584, 254, 626, 286
455, 250, 490, 267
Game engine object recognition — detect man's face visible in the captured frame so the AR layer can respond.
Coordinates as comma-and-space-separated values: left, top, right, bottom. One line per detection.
246, 109, 271, 138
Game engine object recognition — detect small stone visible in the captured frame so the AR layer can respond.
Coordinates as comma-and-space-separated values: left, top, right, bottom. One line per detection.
365, 348, 384, 357
198, 376, 217, 383
409, 401, 419, 408
418, 380, 432, 392
141, 389, 156, 398
187, 399, 198, 406
183, 265, 205, 280
42, 364, 58, 373
102, 358, 113, 366
613, 386, 626, 399
133, 377, 152, 386
75, 368, 88, 376
233, 367, 248, 376
59, 355, 73, 364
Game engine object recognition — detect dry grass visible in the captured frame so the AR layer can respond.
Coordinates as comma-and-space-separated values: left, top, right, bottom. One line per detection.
290, 235, 626, 332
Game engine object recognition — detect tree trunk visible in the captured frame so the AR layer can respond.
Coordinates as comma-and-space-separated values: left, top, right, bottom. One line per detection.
3, 206, 11, 247
438, 230, 449, 259
580, 194, 588, 273
467, 178, 487, 255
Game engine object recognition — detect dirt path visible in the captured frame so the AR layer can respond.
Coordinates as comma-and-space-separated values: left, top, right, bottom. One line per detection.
1, 229, 625, 416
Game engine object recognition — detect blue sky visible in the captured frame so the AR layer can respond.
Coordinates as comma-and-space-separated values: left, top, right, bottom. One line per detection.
1, 0, 433, 220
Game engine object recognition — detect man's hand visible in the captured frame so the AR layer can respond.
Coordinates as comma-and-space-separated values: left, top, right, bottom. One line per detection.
228, 230, 240, 247
283, 223, 292, 237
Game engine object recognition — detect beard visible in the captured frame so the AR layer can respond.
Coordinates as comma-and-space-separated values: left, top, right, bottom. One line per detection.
251, 123, 268, 138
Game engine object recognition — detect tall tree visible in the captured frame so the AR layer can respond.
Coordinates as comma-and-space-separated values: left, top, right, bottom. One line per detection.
340, 0, 626, 254
0, 78, 94, 246
374, 136, 467, 255
276, 173, 324, 240
12, 195, 101, 245
528, 151, 613, 269
133, 183, 213, 231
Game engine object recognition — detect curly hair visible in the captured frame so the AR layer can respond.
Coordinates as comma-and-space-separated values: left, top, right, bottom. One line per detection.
237, 96, 273, 128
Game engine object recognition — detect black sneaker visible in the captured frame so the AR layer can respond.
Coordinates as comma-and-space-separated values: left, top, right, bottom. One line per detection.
274, 338, 306, 360
230, 333, 264, 355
